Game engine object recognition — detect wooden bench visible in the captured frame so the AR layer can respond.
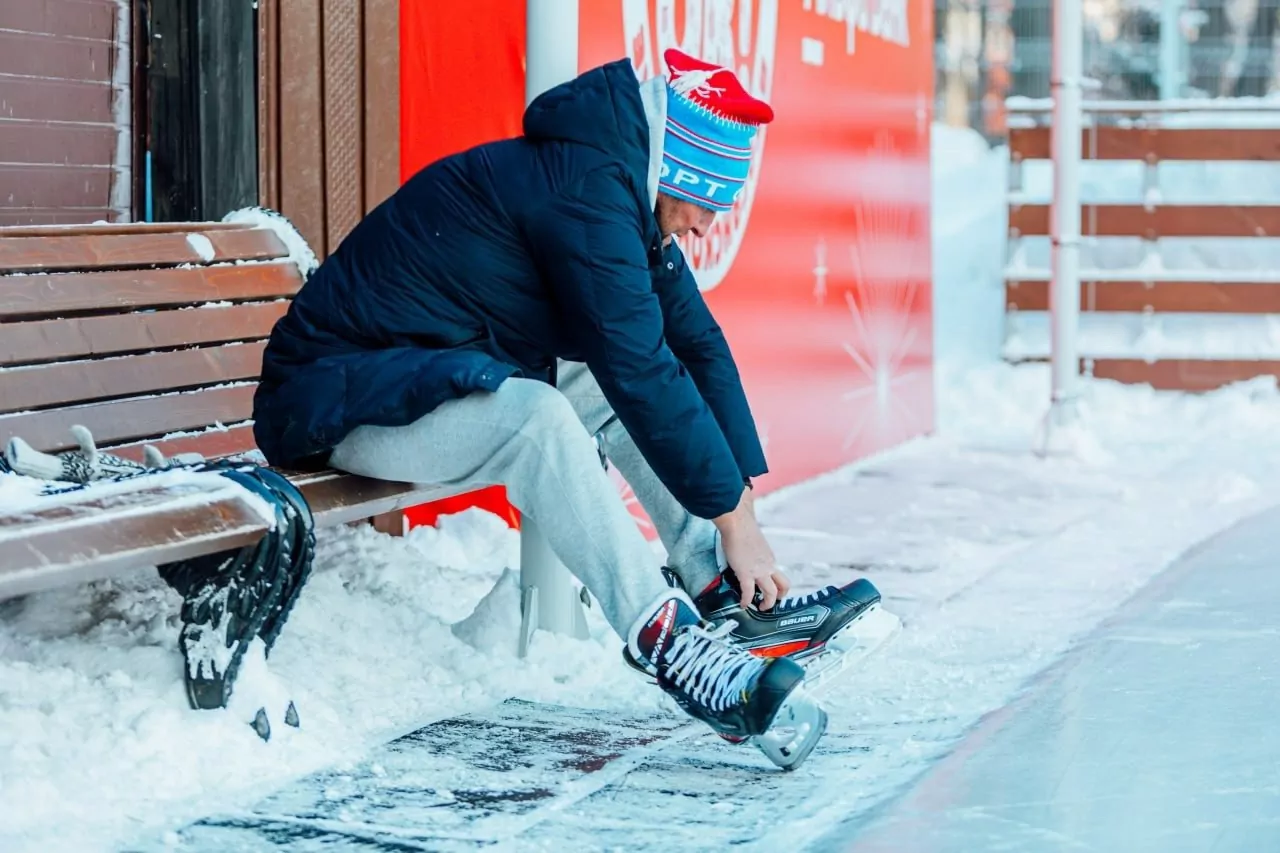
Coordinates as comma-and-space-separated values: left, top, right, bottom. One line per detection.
0, 218, 586, 652
1003, 100, 1280, 391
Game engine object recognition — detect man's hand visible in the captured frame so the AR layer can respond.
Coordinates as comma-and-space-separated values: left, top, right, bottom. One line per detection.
713, 488, 790, 611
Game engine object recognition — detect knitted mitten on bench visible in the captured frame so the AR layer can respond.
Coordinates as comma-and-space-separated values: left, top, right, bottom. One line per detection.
4, 425, 204, 484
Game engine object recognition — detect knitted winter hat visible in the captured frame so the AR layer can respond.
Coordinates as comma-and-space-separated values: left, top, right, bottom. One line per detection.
660, 49, 774, 212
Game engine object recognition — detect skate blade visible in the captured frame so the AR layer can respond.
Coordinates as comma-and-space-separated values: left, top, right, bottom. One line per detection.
803, 604, 901, 693
752, 687, 828, 771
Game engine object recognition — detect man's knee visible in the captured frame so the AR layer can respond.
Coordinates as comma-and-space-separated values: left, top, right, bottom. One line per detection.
507, 379, 584, 442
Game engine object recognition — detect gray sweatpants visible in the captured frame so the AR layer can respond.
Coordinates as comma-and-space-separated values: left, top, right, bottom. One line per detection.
328, 361, 724, 637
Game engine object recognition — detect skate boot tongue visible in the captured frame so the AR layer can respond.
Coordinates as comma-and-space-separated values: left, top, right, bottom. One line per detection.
629, 592, 703, 670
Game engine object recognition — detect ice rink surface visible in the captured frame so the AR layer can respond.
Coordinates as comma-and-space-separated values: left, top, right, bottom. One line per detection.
825, 506, 1280, 853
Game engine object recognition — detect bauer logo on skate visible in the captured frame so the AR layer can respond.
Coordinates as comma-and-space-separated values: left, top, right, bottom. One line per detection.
623, 0, 778, 292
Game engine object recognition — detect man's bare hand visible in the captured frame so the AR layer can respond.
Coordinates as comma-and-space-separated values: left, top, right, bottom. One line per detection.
713, 488, 790, 611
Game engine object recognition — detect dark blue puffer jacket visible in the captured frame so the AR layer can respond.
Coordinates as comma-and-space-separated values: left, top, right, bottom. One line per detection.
253, 58, 766, 518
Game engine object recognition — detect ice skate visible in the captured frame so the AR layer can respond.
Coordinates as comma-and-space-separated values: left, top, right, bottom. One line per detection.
628, 566, 886, 681
689, 568, 886, 683
627, 591, 827, 770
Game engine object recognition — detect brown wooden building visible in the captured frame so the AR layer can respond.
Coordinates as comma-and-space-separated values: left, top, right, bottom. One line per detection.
0, 0, 399, 258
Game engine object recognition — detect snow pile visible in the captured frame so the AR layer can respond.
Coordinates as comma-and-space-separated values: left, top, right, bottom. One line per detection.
931, 123, 1008, 365
222, 207, 320, 279
0, 508, 657, 852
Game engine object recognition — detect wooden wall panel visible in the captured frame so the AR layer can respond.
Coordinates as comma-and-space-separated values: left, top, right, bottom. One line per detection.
261, 0, 400, 258
0, 0, 130, 225
363, 0, 400, 213
322, 0, 365, 250
278, 1, 327, 257
258, 0, 282, 211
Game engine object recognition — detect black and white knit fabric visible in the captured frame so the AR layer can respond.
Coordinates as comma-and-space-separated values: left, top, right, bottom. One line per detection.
3, 425, 203, 492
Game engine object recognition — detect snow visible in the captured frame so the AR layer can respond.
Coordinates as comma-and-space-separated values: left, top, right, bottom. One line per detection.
0, 511, 659, 852
6, 361, 1280, 850
6, 118, 1280, 849
184, 233, 216, 263
931, 123, 1008, 365
0, 467, 276, 526
222, 207, 319, 279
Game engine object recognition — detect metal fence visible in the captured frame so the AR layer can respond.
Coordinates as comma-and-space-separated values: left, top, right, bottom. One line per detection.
935, 0, 1280, 141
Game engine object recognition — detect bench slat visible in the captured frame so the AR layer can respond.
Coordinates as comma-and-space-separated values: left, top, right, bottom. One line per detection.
0, 383, 257, 453
108, 423, 260, 463
0, 262, 301, 319
0, 342, 268, 414
297, 473, 453, 526
0, 228, 287, 273
0, 302, 289, 366
0, 481, 272, 599
0, 222, 250, 238
0, 473, 455, 600
0, 209, 118, 228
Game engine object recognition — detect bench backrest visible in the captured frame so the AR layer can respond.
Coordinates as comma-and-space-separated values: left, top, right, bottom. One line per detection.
0, 221, 303, 462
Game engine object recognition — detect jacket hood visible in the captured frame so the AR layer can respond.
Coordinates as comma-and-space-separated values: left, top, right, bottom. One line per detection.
523, 59, 668, 207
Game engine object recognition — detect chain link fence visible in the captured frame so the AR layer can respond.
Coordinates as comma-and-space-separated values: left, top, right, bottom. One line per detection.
935, 0, 1280, 141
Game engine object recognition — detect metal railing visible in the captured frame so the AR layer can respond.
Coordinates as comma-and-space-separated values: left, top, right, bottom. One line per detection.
934, 0, 1280, 141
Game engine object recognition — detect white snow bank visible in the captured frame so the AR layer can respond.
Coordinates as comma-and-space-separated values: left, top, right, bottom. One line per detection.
0, 509, 660, 853
931, 123, 1008, 365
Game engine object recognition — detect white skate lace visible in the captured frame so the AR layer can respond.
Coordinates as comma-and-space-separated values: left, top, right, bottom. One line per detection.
773, 586, 840, 612
662, 621, 763, 712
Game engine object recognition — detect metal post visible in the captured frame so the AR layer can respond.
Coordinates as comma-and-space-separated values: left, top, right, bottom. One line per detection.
518, 0, 589, 656
1048, 0, 1083, 426
526, 0, 580, 102
1159, 0, 1181, 99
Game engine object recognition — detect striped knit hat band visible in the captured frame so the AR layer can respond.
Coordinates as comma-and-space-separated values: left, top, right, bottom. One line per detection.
659, 49, 774, 212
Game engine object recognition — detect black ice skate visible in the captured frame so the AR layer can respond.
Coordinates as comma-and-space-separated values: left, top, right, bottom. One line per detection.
689, 567, 883, 668
627, 591, 828, 770
162, 535, 290, 712
157, 465, 314, 734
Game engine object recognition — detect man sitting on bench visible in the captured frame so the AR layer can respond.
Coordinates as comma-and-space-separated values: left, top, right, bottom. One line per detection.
252, 50, 880, 770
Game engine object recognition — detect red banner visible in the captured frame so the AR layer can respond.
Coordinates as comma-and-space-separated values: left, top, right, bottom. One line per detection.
582, 1, 935, 518
400, 0, 528, 530
400, 0, 527, 177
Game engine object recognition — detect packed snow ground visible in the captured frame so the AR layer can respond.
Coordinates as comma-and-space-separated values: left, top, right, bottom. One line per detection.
6, 361, 1280, 852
